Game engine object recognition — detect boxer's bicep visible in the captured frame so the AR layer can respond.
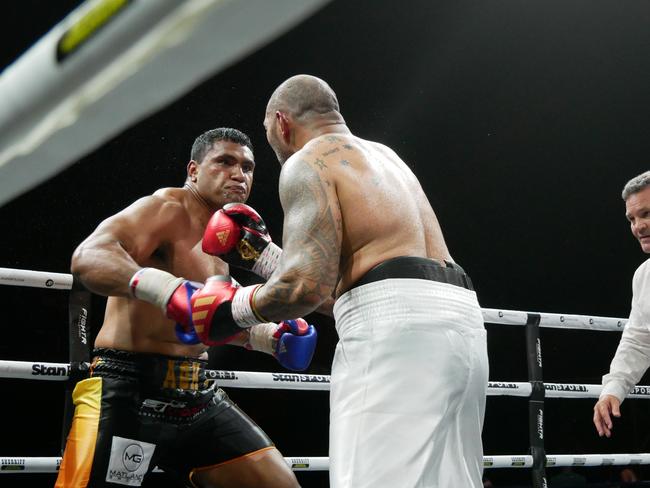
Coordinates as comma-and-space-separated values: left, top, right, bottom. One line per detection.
87, 197, 179, 260
71, 196, 185, 295
261, 157, 341, 316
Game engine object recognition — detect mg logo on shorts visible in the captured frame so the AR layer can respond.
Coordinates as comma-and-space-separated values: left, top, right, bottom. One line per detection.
123, 444, 144, 472
106, 436, 156, 486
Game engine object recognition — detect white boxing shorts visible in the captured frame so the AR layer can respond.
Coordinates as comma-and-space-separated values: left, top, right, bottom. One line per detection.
330, 261, 488, 488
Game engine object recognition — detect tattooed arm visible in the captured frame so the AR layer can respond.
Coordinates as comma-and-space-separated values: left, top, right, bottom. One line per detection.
252, 153, 342, 321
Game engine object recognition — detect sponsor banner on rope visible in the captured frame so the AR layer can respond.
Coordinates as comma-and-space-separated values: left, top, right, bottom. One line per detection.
630, 386, 650, 396
205, 370, 239, 381
272, 373, 330, 383
106, 437, 155, 486
573, 457, 587, 466
290, 458, 310, 469
1, 458, 25, 471
32, 363, 69, 377
545, 384, 588, 393
488, 382, 520, 389
510, 456, 527, 467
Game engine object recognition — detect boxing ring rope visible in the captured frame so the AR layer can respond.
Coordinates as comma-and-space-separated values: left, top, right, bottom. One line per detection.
6, 359, 650, 399
4, 454, 650, 474
0, 267, 628, 331
0, 267, 642, 485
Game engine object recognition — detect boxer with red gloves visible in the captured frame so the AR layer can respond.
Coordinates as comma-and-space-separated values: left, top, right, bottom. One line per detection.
129, 267, 205, 344
188, 275, 319, 370
189, 275, 266, 343
130, 269, 316, 371
202, 203, 282, 279
60, 128, 303, 488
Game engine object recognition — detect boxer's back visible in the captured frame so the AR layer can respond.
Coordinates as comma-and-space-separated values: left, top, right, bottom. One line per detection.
311, 134, 452, 295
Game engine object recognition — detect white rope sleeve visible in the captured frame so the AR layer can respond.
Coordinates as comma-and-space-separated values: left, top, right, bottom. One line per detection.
0, 267, 73, 290
0, 267, 630, 330
482, 308, 627, 331
0, 360, 69, 381
4, 454, 650, 473
4, 360, 650, 399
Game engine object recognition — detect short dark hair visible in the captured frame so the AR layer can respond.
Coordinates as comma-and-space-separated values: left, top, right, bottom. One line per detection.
190, 128, 253, 163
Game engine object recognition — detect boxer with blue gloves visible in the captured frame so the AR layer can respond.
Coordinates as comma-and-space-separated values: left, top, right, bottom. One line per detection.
129, 267, 317, 371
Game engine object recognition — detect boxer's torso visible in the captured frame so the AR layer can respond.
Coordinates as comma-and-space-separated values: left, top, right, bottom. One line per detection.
95, 188, 227, 356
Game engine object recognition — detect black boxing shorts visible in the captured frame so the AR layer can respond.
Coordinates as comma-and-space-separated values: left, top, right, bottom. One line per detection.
55, 348, 273, 487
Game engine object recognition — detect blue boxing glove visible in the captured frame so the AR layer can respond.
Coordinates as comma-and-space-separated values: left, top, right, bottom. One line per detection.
247, 318, 317, 371
172, 281, 204, 344
274, 319, 318, 371
129, 268, 204, 345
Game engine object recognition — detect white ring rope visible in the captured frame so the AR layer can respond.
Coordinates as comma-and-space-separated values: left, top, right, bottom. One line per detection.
0, 267, 73, 290
2, 454, 650, 473
0, 267, 643, 479
0, 267, 628, 331
3, 360, 650, 400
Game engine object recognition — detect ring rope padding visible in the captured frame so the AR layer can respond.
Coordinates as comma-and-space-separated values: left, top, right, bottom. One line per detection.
3, 454, 650, 473
0, 267, 628, 331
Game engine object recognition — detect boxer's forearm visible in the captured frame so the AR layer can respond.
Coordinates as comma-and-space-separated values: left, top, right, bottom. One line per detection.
254, 272, 334, 322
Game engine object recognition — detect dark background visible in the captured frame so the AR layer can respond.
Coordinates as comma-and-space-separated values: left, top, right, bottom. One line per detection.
1, 1, 650, 486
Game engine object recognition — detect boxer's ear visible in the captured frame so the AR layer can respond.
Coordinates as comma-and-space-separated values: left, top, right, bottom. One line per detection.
187, 160, 199, 182
275, 111, 291, 144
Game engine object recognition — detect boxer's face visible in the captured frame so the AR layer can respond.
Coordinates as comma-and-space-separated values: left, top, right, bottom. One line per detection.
625, 186, 650, 253
191, 140, 254, 208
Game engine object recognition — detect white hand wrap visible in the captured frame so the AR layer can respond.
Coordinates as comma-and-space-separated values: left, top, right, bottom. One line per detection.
129, 268, 184, 312
231, 284, 265, 327
247, 322, 280, 355
251, 242, 282, 279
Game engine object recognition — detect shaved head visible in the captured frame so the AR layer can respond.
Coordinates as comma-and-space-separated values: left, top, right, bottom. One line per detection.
264, 75, 346, 165
266, 74, 340, 120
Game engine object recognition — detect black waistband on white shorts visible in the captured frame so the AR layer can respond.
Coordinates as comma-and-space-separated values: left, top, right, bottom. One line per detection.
349, 256, 474, 292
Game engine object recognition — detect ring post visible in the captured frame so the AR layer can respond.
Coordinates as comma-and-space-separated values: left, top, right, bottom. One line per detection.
525, 312, 547, 488
60, 278, 92, 454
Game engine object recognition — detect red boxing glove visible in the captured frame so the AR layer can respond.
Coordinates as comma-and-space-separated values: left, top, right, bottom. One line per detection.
202, 203, 281, 279
190, 276, 265, 346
